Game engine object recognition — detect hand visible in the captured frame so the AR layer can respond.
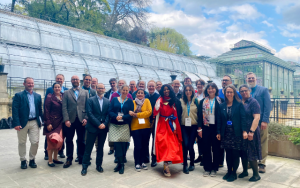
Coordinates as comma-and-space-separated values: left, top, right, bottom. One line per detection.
116, 116, 122, 121
14, 126, 22, 131
248, 132, 254, 141
216, 134, 221, 140
47, 124, 53, 131
82, 119, 87, 126
197, 128, 202, 138
129, 111, 134, 116
65, 121, 71, 127
99, 123, 106, 129
150, 122, 154, 129
261, 122, 268, 130
243, 131, 248, 139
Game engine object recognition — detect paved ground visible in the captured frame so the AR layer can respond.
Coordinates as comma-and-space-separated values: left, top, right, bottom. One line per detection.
0, 129, 300, 188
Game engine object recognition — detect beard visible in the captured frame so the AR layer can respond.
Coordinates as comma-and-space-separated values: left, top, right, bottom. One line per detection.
248, 82, 256, 88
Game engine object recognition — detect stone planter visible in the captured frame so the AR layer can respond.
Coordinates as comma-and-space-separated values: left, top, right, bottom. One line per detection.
268, 139, 300, 160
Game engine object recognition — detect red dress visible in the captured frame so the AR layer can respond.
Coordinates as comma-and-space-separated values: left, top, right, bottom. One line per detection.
153, 97, 183, 164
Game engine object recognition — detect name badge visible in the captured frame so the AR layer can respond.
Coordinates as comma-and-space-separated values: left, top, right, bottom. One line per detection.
209, 115, 215, 124
118, 112, 124, 122
138, 118, 145, 124
227, 121, 232, 126
185, 118, 192, 127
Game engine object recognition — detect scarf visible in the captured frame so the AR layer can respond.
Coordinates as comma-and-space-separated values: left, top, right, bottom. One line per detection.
202, 96, 222, 126
134, 98, 145, 113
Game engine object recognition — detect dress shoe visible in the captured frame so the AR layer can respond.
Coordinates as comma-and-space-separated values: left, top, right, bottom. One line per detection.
223, 173, 231, 180
53, 160, 64, 164
48, 162, 55, 167
194, 156, 202, 163
29, 159, 37, 168
183, 166, 189, 174
238, 171, 249, 178
108, 150, 114, 155
114, 163, 121, 172
96, 166, 103, 173
188, 165, 195, 171
119, 164, 125, 174
258, 165, 266, 173
249, 176, 261, 182
63, 160, 72, 168
75, 157, 79, 162
124, 157, 127, 163
227, 174, 237, 182
151, 161, 157, 167
58, 152, 65, 158
44, 155, 49, 160
21, 160, 27, 169
81, 168, 87, 176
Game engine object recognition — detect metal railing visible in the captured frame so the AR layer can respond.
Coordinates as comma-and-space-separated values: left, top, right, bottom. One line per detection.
269, 98, 300, 127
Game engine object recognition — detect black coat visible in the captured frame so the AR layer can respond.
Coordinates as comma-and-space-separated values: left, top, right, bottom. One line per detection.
218, 100, 247, 138
12, 90, 43, 128
85, 96, 110, 133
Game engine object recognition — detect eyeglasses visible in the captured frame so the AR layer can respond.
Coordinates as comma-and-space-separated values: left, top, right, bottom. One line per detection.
226, 91, 234, 94
84, 79, 91, 81
240, 90, 248, 93
222, 79, 230, 82
72, 79, 79, 81
97, 88, 105, 89
247, 77, 255, 80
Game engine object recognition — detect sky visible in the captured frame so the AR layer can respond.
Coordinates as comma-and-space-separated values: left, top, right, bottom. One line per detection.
147, 0, 300, 62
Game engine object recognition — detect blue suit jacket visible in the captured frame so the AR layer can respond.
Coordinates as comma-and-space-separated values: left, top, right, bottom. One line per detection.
12, 90, 43, 128
252, 85, 271, 124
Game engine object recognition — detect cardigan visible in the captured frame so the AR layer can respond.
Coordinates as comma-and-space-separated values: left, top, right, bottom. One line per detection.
180, 97, 199, 126
109, 97, 134, 125
131, 99, 152, 131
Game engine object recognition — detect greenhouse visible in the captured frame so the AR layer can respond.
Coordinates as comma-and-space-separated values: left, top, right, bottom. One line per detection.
0, 10, 221, 94
210, 40, 295, 98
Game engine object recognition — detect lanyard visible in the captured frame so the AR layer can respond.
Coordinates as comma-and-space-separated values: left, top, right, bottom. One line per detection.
120, 97, 127, 110
117, 91, 121, 96
187, 101, 191, 116
209, 98, 215, 114
82, 86, 90, 94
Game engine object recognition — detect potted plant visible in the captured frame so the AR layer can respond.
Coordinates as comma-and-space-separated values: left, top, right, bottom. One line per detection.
268, 122, 300, 160
0, 57, 4, 73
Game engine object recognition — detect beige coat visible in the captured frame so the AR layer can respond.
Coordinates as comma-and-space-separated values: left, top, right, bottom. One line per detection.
62, 88, 89, 123
180, 96, 199, 126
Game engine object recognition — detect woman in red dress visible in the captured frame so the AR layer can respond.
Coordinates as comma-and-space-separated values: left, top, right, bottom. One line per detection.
153, 84, 183, 177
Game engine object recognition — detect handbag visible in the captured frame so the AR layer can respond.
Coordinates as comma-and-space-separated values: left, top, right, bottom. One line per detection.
108, 123, 131, 142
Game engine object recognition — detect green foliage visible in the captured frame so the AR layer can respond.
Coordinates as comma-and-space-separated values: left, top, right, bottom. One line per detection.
268, 122, 292, 141
288, 127, 300, 145
149, 27, 192, 56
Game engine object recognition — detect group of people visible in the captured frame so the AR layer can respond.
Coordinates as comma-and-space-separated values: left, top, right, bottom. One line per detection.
12, 72, 271, 182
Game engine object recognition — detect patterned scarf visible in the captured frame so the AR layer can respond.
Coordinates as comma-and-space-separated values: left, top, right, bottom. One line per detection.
134, 98, 145, 113
202, 96, 222, 126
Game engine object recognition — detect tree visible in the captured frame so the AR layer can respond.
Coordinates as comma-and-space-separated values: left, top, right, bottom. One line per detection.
125, 26, 147, 44
149, 27, 192, 56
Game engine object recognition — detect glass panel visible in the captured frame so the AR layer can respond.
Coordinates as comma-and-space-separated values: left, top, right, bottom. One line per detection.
192, 60, 208, 75
51, 53, 87, 82
0, 45, 9, 66
278, 66, 283, 94
169, 54, 186, 71
135, 67, 159, 85
195, 74, 210, 83
7, 46, 54, 80
289, 71, 293, 94
82, 56, 117, 87
153, 51, 173, 69
69, 30, 100, 56
0, 13, 40, 46
264, 62, 271, 89
136, 47, 158, 67
284, 69, 289, 97
119, 43, 142, 64
154, 70, 171, 84
113, 64, 139, 85
181, 57, 197, 73
272, 64, 278, 97
210, 77, 222, 89
38, 22, 73, 52
96, 37, 123, 61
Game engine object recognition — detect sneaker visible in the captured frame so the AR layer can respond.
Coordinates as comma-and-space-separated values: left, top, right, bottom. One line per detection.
142, 163, 148, 170
135, 165, 141, 172
258, 165, 266, 173
203, 171, 210, 177
163, 164, 171, 177
210, 170, 217, 177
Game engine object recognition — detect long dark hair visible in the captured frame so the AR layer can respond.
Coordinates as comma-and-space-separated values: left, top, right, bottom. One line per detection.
159, 84, 176, 107
224, 84, 241, 103
204, 83, 219, 97
182, 84, 195, 105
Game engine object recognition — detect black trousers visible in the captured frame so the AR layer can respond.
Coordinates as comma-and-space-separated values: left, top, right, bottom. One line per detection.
151, 124, 156, 163
64, 117, 86, 161
182, 125, 198, 166
115, 142, 127, 158
196, 134, 203, 156
202, 124, 221, 172
132, 128, 151, 166
44, 136, 65, 154
225, 148, 240, 174
82, 130, 107, 168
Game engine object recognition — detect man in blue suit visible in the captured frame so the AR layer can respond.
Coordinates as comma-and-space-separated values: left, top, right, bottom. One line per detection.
246, 72, 271, 173
44, 74, 68, 160
12, 77, 43, 169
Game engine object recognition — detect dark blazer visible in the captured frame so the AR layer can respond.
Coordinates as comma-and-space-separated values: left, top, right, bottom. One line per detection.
219, 100, 247, 138
85, 95, 110, 133
109, 97, 134, 125
82, 86, 97, 98
251, 85, 271, 124
175, 98, 183, 125
104, 88, 113, 99
175, 90, 183, 100
198, 97, 224, 130
12, 90, 43, 128
145, 92, 160, 123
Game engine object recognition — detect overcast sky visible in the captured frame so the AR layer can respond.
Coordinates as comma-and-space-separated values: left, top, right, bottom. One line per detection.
148, 0, 300, 62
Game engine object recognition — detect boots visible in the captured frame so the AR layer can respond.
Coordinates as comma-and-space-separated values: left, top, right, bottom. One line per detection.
119, 157, 125, 174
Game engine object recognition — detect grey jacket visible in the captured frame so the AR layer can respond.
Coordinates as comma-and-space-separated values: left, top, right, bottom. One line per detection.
62, 88, 89, 123
252, 85, 271, 124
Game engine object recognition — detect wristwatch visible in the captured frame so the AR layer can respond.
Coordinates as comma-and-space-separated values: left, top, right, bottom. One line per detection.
197, 129, 202, 132
249, 130, 255, 133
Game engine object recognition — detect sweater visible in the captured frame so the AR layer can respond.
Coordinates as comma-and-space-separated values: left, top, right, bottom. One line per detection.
180, 97, 199, 126
131, 99, 152, 131
109, 97, 134, 125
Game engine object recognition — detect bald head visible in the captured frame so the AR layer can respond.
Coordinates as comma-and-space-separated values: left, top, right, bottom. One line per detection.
172, 80, 180, 93
71, 75, 80, 88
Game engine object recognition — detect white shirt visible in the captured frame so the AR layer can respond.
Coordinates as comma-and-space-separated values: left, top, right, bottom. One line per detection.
97, 95, 104, 111
196, 92, 204, 100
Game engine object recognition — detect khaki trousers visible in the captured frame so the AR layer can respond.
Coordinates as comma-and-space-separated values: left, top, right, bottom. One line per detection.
17, 120, 40, 161
259, 125, 268, 166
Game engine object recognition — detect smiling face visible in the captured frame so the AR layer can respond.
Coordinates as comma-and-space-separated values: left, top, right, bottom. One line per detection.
83, 76, 92, 88
196, 81, 204, 93
53, 83, 61, 95
23, 78, 34, 92
55, 75, 64, 85
136, 90, 145, 100
138, 81, 145, 89
246, 73, 257, 88
147, 82, 156, 94
121, 86, 129, 97
172, 80, 180, 92
156, 81, 162, 91
184, 78, 192, 86
225, 87, 234, 101
110, 81, 116, 89
163, 86, 170, 97
240, 86, 250, 100
207, 86, 216, 97
185, 86, 192, 98
71, 75, 80, 88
